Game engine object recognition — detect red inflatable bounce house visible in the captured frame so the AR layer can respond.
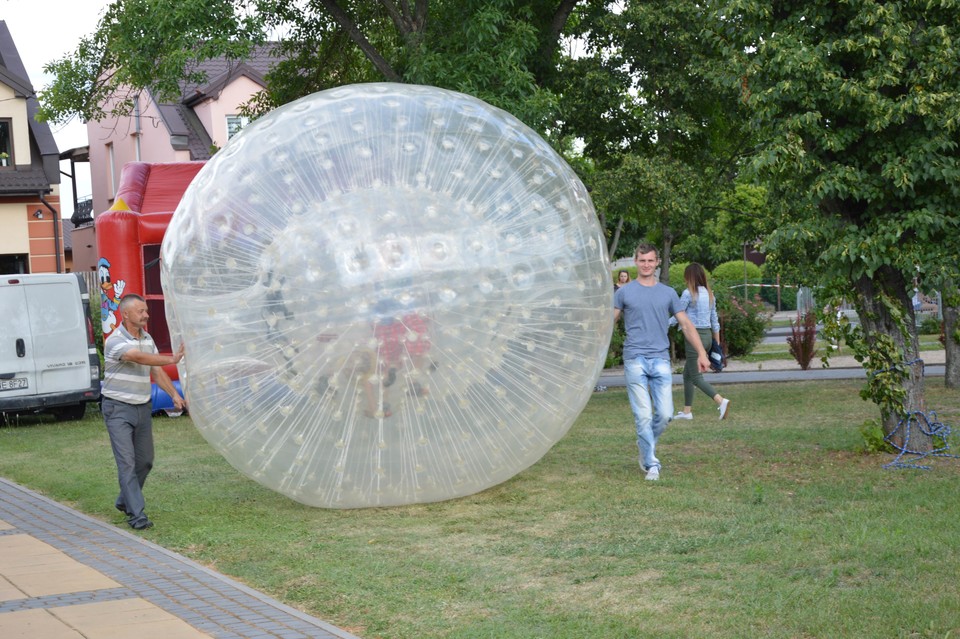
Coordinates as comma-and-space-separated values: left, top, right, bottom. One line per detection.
95, 162, 205, 409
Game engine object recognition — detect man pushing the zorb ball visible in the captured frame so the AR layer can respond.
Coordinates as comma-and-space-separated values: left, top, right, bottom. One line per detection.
101, 294, 186, 530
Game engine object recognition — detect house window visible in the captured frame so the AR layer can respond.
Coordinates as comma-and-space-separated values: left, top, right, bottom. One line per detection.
0, 119, 12, 167
226, 115, 249, 140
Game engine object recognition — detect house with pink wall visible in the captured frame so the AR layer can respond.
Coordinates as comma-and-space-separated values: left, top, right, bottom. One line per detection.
77, 48, 278, 273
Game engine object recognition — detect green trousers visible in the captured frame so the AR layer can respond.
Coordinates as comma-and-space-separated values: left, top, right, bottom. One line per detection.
683, 327, 718, 406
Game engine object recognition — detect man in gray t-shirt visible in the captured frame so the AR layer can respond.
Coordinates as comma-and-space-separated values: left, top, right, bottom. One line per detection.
102, 294, 185, 530
613, 243, 709, 481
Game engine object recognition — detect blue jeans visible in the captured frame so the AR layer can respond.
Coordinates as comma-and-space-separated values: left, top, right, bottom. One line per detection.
624, 356, 674, 471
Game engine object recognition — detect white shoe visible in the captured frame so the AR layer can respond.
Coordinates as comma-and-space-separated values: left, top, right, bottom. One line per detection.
718, 398, 730, 420
674, 411, 693, 420
645, 466, 660, 481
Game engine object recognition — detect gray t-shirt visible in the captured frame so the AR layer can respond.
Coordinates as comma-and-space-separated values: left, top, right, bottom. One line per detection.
614, 280, 682, 360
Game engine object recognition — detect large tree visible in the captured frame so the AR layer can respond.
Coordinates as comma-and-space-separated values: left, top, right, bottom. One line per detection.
559, 0, 753, 267
708, 0, 960, 442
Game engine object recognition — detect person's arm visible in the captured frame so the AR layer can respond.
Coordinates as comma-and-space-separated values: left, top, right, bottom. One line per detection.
675, 310, 710, 372
122, 344, 186, 409
151, 364, 186, 410
613, 308, 621, 323
121, 343, 184, 368
710, 297, 721, 342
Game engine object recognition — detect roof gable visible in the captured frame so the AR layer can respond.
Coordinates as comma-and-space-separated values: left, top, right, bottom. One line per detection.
0, 20, 60, 191
179, 44, 277, 106
148, 44, 279, 160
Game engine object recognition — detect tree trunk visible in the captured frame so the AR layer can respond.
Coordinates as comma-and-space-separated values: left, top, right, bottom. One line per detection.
852, 268, 931, 451
944, 301, 959, 389
608, 216, 625, 260
320, 0, 403, 81
660, 235, 673, 284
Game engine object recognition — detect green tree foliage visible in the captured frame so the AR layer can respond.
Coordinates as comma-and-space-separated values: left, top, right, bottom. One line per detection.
563, 0, 753, 270
758, 263, 797, 312
590, 154, 708, 278
38, 0, 268, 123
707, 0, 960, 440
37, 0, 576, 132
674, 182, 770, 268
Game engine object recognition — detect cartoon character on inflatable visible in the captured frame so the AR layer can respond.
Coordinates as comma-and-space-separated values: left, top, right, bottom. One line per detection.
97, 257, 125, 335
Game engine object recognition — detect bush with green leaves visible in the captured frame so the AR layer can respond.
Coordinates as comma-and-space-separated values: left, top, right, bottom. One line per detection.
606, 322, 625, 368
716, 290, 770, 357
859, 419, 895, 454
89, 290, 105, 375
712, 260, 763, 300
918, 315, 941, 336
668, 261, 690, 292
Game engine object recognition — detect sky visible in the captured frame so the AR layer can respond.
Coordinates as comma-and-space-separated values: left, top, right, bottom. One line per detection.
3, 0, 113, 215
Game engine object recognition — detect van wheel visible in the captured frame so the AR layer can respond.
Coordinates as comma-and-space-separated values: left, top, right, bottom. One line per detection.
52, 404, 86, 421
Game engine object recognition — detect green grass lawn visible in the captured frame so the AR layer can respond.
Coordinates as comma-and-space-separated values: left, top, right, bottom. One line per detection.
2, 380, 959, 638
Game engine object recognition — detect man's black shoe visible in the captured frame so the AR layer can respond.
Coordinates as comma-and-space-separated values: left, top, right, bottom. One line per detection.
115, 503, 129, 515
130, 518, 154, 530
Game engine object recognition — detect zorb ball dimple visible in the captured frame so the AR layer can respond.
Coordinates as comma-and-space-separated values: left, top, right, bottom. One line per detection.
161, 83, 613, 508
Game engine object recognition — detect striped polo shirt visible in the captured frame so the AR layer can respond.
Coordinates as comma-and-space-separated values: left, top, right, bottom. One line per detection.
102, 324, 156, 405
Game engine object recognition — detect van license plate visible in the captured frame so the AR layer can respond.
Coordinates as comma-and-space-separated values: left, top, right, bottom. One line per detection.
0, 378, 28, 391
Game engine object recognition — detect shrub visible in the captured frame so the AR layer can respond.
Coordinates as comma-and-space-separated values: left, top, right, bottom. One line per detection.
89, 290, 105, 375
767, 284, 798, 311
918, 315, 941, 336
668, 262, 690, 293
859, 419, 895, 454
605, 321, 625, 368
717, 290, 770, 357
787, 311, 817, 370
712, 260, 763, 300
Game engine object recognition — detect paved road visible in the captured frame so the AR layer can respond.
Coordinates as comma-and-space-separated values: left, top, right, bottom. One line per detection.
600, 309, 946, 386
597, 364, 945, 388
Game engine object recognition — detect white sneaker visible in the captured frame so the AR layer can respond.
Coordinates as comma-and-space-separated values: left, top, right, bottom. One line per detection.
645, 466, 660, 481
718, 398, 730, 420
674, 411, 693, 420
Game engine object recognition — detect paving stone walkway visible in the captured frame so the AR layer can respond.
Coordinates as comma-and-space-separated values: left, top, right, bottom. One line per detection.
0, 477, 360, 639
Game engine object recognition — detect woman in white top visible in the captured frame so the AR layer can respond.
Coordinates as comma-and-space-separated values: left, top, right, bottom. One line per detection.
673, 263, 730, 420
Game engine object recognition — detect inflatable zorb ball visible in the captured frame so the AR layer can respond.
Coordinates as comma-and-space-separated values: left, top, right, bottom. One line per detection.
161, 83, 613, 508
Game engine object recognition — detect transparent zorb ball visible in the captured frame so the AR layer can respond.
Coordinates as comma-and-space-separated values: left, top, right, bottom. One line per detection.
161, 83, 612, 508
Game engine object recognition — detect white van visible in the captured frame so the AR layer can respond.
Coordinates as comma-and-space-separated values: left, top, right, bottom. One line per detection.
1, 273, 101, 420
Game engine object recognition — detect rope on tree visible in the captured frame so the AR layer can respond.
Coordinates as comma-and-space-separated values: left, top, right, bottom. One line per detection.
866, 358, 958, 470
883, 410, 958, 470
